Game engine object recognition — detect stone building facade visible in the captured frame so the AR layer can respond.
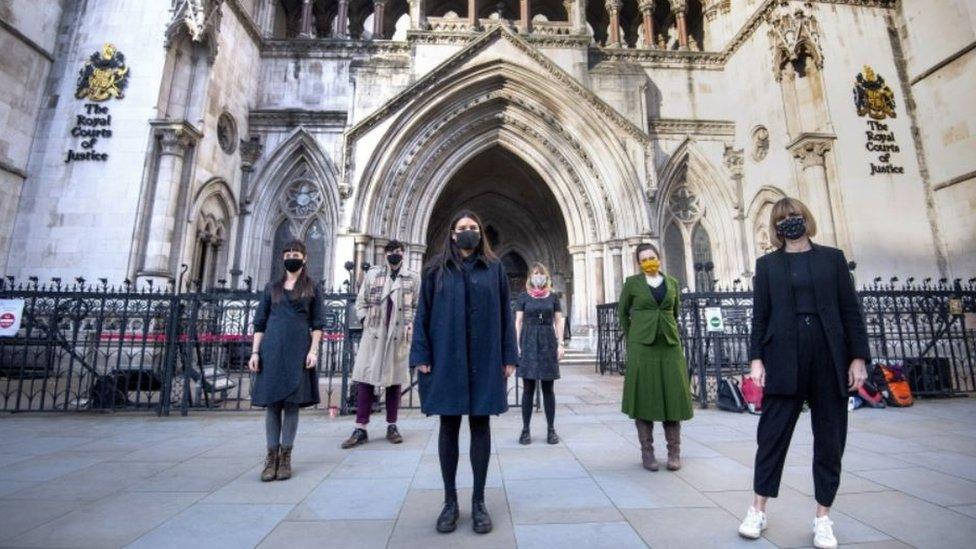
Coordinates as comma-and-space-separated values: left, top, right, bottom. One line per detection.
1, 0, 973, 336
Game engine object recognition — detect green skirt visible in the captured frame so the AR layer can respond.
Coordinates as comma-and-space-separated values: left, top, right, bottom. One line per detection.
621, 337, 694, 422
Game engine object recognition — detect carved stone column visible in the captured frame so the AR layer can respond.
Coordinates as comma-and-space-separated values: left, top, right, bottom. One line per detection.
605, 0, 622, 47
409, 0, 427, 30
372, 0, 387, 38
671, 0, 688, 50
519, 0, 531, 33
569, 246, 589, 337
609, 241, 624, 297
788, 134, 838, 246
639, 0, 655, 48
353, 235, 371, 288
230, 136, 264, 288
724, 146, 750, 277
589, 244, 605, 305
571, 0, 587, 34
298, 0, 314, 38
140, 122, 200, 282
468, 0, 478, 28
336, 0, 350, 37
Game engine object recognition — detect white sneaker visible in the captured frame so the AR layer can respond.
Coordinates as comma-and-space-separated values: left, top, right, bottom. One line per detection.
738, 506, 767, 539
813, 515, 838, 549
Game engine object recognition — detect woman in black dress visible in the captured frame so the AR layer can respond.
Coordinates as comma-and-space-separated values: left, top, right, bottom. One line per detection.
515, 262, 564, 445
248, 240, 325, 482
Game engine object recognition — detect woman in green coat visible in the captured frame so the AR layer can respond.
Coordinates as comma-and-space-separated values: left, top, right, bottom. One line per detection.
619, 243, 694, 472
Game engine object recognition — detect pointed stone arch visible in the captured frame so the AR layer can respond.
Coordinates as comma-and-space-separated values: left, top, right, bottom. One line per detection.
746, 185, 788, 263
245, 128, 341, 286
180, 177, 237, 289
655, 138, 741, 287
348, 58, 649, 248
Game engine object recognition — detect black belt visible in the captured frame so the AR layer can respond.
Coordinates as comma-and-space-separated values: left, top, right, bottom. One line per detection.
527, 318, 552, 325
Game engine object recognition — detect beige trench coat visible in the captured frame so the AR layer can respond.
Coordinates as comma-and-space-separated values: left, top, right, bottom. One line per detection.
350, 265, 417, 387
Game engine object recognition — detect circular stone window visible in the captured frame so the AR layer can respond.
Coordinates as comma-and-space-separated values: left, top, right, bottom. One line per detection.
217, 112, 237, 154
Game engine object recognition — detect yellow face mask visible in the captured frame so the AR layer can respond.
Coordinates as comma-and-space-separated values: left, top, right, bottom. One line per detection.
640, 258, 661, 275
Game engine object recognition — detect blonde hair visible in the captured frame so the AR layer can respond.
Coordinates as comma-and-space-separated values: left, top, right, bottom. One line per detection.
768, 197, 817, 249
525, 262, 552, 291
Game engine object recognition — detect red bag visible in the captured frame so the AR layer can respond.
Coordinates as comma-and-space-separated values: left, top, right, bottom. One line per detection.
741, 376, 763, 414
857, 380, 886, 408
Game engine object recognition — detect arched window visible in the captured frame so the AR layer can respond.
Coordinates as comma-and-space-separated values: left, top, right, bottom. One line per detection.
663, 180, 714, 291
664, 221, 686, 290
692, 222, 714, 292
501, 251, 528, 295
270, 220, 296, 283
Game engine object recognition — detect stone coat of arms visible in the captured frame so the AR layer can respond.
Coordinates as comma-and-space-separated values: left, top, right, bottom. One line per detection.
75, 43, 130, 102
853, 65, 896, 120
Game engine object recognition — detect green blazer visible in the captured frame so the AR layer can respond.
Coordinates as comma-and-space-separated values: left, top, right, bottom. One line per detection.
618, 274, 681, 346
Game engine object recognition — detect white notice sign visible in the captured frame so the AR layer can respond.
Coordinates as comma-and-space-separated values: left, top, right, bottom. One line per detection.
0, 299, 25, 337
704, 307, 724, 333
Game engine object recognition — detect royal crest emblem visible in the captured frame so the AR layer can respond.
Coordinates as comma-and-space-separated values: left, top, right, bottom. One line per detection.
75, 43, 130, 102
853, 65, 896, 120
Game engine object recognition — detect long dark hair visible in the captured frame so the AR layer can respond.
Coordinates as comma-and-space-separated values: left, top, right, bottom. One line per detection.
427, 209, 497, 285
271, 239, 315, 303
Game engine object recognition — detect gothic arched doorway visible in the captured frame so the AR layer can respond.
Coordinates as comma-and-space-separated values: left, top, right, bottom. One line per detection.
424, 146, 572, 310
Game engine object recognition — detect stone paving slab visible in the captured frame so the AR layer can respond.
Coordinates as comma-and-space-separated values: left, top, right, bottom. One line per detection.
0, 365, 974, 548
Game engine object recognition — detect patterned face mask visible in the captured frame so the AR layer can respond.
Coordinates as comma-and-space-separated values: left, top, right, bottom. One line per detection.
776, 216, 807, 240
530, 274, 548, 287
640, 258, 661, 275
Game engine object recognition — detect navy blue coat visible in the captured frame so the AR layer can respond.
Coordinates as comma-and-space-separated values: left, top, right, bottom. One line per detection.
410, 255, 518, 416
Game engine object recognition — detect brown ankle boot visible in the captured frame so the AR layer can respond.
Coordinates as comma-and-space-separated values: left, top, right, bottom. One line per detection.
664, 421, 681, 471
635, 419, 659, 471
260, 447, 278, 482
276, 446, 293, 480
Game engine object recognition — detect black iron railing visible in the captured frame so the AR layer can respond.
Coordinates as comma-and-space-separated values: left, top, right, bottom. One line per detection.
597, 279, 976, 407
0, 277, 531, 415
0, 278, 358, 415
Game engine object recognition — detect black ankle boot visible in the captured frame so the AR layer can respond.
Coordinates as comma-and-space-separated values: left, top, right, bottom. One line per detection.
472, 500, 493, 534
436, 499, 459, 533
547, 427, 559, 445
519, 428, 531, 445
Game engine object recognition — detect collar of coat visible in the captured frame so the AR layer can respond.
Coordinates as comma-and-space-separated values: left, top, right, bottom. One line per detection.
445, 253, 491, 268
773, 241, 824, 257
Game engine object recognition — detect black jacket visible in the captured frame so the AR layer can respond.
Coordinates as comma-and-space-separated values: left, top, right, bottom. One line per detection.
749, 243, 870, 396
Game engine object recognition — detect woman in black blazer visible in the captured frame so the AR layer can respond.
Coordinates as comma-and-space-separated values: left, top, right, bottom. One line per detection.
738, 198, 869, 549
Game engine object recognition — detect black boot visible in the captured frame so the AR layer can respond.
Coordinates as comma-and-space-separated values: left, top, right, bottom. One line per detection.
547, 427, 560, 444
341, 428, 368, 449
436, 499, 459, 533
519, 428, 531, 445
472, 500, 493, 534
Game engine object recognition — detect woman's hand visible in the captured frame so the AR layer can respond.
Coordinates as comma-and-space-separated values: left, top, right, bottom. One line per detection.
305, 352, 318, 370
557, 345, 565, 361
848, 359, 867, 391
417, 365, 431, 374
504, 365, 516, 378
749, 359, 765, 388
248, 354, 260, 373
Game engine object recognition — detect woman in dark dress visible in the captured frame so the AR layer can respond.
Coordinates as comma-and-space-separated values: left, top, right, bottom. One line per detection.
737, 198, 869, 549
515, 262, 565, 445
410, 210, 518, 535
248, 240, 325, 482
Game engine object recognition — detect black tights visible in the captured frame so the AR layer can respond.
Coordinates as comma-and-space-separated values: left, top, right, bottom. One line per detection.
521, 379, 555, 430
438, 415, 490, 503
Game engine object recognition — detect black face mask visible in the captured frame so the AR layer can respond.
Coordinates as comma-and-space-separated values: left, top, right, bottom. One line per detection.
455, 230, 481, 251
387, 253, 403, 266
283, 258, 305, 273
776, 216, 807, 241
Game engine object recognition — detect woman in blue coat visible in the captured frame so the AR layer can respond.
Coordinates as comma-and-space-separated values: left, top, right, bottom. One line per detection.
410, 209, 518, 536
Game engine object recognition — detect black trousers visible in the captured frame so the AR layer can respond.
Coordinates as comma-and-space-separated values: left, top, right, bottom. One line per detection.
754, 314, 848, 507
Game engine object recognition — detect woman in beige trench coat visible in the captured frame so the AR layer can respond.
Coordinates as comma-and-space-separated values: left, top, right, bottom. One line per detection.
342, 240, 418, 448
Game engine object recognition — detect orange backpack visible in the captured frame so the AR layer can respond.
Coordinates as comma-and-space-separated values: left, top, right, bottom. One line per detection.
879, 363, 914, 407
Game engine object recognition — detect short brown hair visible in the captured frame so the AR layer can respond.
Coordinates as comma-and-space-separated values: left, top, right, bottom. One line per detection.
768, 197, 817, 249
634, 242, 660, 263
525, 262, 552, 291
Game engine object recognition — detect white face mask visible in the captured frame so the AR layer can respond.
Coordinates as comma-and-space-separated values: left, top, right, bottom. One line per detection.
531, 274, 548, 288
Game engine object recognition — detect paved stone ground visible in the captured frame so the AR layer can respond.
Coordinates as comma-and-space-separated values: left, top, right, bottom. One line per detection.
1, 364, 975, 548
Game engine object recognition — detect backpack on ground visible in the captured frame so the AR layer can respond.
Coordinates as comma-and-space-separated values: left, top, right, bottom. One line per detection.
878, 363, 914, 407
717, 377, 746, 413
741, 376, 763, 415
856, 380, 886, 409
